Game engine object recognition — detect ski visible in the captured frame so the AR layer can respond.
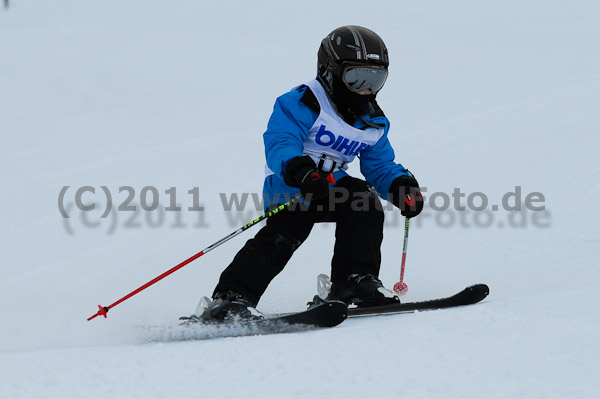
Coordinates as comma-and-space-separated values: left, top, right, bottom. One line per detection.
140, 301, 348, 342
140, 285, 487, 342
347, 283, 489, 318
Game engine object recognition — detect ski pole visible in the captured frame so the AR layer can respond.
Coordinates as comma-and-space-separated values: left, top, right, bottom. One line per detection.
393, 217, 410, 295
87, 175, 335, 321
87, 194, 305, 321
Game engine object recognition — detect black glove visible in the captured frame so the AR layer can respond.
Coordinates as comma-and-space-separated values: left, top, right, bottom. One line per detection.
389, 174, 424, 218
283, 156, 330, 199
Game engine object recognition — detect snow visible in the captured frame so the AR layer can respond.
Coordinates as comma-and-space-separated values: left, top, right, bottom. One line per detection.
1, 0, 599, 397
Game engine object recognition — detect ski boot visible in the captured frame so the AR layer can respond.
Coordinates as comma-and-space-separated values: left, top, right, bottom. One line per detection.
198, 290, 264, 323
326, 274, 399, 307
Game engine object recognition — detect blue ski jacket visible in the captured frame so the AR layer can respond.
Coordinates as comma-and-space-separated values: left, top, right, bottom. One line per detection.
262, 83, 411, 210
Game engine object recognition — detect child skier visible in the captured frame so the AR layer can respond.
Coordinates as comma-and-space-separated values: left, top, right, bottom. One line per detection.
201, 25, 424, 321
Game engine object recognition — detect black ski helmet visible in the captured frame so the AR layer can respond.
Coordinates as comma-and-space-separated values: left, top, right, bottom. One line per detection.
317, 25, 389, 102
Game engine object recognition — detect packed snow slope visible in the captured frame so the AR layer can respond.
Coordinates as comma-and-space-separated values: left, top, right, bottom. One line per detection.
1, 0, 599, 398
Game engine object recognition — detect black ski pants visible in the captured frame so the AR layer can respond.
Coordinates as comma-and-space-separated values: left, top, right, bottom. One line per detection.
213, 176, 385, 305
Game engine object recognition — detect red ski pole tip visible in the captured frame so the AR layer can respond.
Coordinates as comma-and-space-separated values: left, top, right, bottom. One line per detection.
393, 282, 408, 295
97, 305, 108, 318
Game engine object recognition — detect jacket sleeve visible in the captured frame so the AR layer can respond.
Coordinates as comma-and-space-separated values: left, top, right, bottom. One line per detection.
358, 117, 411, 201
263, 87, 319, 178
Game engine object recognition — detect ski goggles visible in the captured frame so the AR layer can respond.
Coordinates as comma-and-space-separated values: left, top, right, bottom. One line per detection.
342, 65, 388, 94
